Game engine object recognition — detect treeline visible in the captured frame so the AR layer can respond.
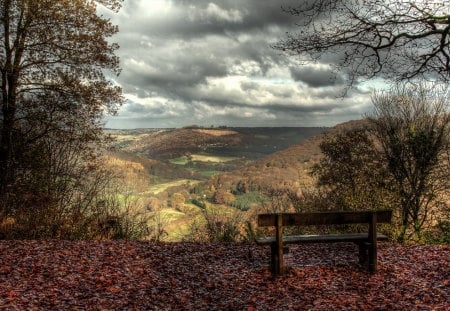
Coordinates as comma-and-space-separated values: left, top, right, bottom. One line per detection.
200, 84, 450, 244
92, 83, 450, 244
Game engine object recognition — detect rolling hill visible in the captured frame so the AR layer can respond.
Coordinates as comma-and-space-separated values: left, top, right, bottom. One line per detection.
106, 122, 370, 198
111, 126, 327, 160
199, 120, 370, 195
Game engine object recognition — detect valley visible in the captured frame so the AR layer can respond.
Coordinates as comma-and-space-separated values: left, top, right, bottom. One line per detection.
105, 126, 329, 241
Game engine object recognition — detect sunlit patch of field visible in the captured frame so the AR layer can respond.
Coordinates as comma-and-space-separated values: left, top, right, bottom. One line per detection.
170, 154, 239, 165
111, 133, 150, 142
159, 208, 185, 221
192, 129, 238, 136
115, 193, 142, 205
145, 179, 199, 194
192, 154, 238, 162
169, 157, 189, 165
161, 206, 200, 242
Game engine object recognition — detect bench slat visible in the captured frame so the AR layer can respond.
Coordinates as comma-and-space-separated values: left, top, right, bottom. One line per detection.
255, 232, 389, 245
258, 210, 392, 227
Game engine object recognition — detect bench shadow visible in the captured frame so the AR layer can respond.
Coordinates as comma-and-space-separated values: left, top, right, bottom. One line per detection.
253, 243, 362, 269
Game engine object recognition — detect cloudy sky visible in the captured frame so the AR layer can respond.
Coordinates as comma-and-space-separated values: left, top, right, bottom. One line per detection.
102, 0, 378, 129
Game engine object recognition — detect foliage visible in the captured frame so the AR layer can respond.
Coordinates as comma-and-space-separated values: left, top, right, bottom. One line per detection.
187, 205, 245, 242
307, 83, 450, 243
0, 241, 448, 309
0, 150, 112, 239
369, 83, 450, 242
278, 1, 450, 84
190, 198, 206, 209
311, 128, 393, 211
113, 195, 152, 241
0, 0, 123, 238
201, 206, 243, 242
423, 220, 450, 244
231, 191, 267, 211
211, 188, 235, 205
170, 192, 186, 211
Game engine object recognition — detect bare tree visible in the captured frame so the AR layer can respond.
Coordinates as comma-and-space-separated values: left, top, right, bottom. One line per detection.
278, 1, 450, 84
369, 83, 450, 242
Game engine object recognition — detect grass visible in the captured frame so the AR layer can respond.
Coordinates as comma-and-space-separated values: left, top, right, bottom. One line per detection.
159, 208, 185, 219
199, 170, 223, 177
160, 205, 202, 241
169, 156, 189, 165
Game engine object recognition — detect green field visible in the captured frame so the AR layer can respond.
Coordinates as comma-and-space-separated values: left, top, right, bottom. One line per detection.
159, 205, 202, 241
199, 170, 223, 177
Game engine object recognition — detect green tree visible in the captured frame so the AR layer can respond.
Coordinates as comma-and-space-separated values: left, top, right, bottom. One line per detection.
0, 0, 123, 237
278, 1, 450, 84
369, 83, 450, 242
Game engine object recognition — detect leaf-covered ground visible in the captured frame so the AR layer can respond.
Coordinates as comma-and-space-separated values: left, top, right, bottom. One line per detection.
0, 241, 448, 310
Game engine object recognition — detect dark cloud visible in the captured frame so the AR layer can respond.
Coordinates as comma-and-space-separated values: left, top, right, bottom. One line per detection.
116, 0, 300, 38
102, 0, 375, 128
290, 66, 345, 88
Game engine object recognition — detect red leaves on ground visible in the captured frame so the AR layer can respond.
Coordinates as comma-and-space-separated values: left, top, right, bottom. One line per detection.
0, 241, 448, 310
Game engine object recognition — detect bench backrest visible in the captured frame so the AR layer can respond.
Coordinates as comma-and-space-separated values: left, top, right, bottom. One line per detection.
257, 210, 392, 227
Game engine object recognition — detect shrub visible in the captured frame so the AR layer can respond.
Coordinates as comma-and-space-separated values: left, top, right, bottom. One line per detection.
231, 191, 267, 211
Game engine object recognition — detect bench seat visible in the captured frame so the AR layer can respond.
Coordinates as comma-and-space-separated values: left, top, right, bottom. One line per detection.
255, 232, 389, 245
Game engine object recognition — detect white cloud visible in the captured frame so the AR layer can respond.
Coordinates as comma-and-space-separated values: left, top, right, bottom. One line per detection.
188, 3, 244, 23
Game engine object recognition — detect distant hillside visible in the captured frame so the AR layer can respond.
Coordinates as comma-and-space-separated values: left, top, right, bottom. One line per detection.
114, 127, 327, 160
105, 122, 370, 200
104, 149, 202, 182
204, 119, 370, 192
102, 120, 371, 241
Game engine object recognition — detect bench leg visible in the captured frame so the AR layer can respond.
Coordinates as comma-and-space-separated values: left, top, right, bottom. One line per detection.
358, 242, 377, 273
368, 242, 377, 273
269, 243, 288, 275
368, 213, 378, 273
270, 243, 280, 275
358, 242, 368, 265
272, 214, 284, 275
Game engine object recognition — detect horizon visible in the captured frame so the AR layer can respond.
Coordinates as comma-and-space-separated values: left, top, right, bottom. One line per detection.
103, 124, 333, 131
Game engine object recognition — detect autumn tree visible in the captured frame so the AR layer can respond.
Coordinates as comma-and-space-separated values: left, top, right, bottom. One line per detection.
0, 0, 123, 237
171, 192, 186, 211
212, 188, 235, 205
369, 83, 450, 242
311, 128, 393, 211
278, 1, 450, 84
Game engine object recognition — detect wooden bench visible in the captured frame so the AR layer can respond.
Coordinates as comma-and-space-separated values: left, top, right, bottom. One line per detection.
255, 210, 392, 275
